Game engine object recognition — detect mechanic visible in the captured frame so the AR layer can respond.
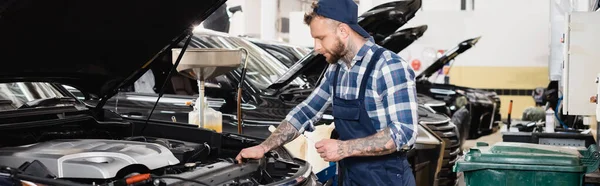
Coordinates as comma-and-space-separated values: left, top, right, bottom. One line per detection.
235, 0, 418, 185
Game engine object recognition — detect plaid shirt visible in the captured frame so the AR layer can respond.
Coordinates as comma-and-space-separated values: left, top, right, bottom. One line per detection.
285, 38, 419, 151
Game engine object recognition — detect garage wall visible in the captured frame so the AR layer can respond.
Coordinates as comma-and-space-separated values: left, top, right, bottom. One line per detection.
393, 0, 552, 119
421, 0, 462, 11
225, 0, 258, 37
226, 0, 306, 41
289, 12, 313, 47
400, 0, 550, 68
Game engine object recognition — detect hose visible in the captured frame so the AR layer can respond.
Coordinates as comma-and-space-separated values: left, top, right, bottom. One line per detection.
555, 96, 569, 129
14, 174, 91, 186
0, 166, 89, 186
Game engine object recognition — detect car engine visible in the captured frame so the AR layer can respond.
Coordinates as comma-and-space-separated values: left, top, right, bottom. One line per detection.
0, 139, 181, 179
0, 136, 315, 186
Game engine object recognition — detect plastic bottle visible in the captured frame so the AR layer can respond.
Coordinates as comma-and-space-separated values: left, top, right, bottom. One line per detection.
545, 108, 555, 133
202, 99, 223, 133
188, 98, 222, 132
188, 102, 199, 126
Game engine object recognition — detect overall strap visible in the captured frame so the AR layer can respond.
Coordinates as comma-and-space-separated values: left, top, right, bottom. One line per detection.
358, 47, 386, 100
333, 64, 342, 96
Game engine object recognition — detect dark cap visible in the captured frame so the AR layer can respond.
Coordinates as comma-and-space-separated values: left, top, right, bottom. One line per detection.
313, 0, 370, 38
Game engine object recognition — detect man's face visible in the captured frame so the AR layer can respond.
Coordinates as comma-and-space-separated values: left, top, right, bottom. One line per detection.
309, 17, 347, 64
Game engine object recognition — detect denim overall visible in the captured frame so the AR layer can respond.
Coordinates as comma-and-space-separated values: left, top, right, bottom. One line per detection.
332, 47, 416, 186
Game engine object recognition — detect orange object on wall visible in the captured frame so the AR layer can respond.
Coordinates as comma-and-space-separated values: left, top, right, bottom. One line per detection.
411, 59, 421, 71
437, 50, 446, 58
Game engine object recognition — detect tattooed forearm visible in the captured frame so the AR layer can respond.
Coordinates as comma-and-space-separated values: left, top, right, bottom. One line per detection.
339, 127, 397, 157
259, 120, 300, 151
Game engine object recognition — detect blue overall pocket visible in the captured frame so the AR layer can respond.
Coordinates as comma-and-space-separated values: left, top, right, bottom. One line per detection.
332, 97, 361, 121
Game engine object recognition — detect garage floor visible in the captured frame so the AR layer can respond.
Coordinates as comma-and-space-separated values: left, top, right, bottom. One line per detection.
462, 129, 504, 150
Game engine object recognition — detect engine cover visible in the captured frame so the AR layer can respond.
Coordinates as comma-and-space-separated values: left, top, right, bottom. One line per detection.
0, 139, 180, 179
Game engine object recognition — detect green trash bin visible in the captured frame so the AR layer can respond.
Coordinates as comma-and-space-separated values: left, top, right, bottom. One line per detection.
454, 142, 600, 186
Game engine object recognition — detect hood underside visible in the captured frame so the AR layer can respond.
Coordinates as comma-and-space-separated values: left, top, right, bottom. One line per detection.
0, 0, 226, 99
416, 36, 481, 79
380, 25, 427, 53
359, 0, 422, 43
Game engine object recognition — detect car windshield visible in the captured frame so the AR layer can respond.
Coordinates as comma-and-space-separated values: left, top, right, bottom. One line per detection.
0, 82, 68, 110
249, 40, 312, 67
264, 48, 296, 67
195, 34, 306, 89
287, 45, 312, 59
270, 45, 312, 67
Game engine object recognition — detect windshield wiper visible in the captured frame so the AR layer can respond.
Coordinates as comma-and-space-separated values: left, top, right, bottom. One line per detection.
18, 97, 77, 109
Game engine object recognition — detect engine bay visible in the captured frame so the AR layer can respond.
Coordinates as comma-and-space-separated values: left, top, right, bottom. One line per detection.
0, 138, 182, 179
0, 115, 315, 186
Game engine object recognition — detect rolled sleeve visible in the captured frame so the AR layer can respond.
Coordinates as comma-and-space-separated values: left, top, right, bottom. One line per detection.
284, 65, 335, 133
376, 51, 419, 151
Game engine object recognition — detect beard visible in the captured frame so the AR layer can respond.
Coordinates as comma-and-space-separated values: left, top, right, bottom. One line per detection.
324, 37, 346, 64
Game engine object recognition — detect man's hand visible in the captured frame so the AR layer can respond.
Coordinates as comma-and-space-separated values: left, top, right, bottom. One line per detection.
235, 120, 300, 164
235, 145, 268, 164
315, 139, 347, 162
315, 128, 398, 162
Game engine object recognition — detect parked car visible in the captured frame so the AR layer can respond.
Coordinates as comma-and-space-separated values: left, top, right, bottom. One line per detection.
415, 36, 503, 140
0, 0, 323, 186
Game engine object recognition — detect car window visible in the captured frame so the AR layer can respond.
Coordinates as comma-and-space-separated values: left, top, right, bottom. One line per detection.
251, 41, 312, 67
195, 34, 306, 90
265, 48, 294, 67
0, 82, 67, 110
287, 46, 312, 60
62, 85, 86, 100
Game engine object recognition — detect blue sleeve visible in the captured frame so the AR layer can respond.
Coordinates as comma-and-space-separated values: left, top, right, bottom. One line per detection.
375, 51, 419, 151
284, 64, 335, 133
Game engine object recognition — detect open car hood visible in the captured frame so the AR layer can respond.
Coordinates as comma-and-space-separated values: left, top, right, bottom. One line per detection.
359, 0, 422, 43
380, 25, 427, 53
0, 0, 226, 102
416, 36, 481, 79
267, 24, 428, 90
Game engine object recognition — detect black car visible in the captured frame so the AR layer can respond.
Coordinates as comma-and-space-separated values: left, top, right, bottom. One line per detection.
0, 0, 320, 186
415, 37, 503, 140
